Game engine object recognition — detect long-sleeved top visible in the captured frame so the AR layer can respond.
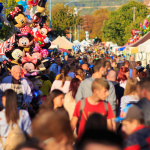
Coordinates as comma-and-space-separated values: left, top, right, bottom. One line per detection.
75, 77, 116, 115
0, 76, 32, 107
0, 109, 32, 150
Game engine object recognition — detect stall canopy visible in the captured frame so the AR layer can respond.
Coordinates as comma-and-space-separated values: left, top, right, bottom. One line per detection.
118, 43, 128, 51
59, 48, 70, 54
118, 46, 126, 51
49, 43, 59, 49
0, 35, 15, 55
52, 36, 74, 49
127, 32, 150, 47
138, 39, 150, 53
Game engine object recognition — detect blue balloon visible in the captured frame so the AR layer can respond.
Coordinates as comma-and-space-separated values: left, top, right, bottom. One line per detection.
77, 45, 80, 49
72, 46, 75, 50
79, 60, 83, 65
64, 52, 67, 56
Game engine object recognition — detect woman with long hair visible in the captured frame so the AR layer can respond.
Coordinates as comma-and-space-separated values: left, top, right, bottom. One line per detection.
0, 89, 31, 149
40, 89, 64, 111
75, 68, 85, 81
120, 77, 139, 112
51, 68, 71, 93
117, 66, 129, 88
64, 78, 81, 120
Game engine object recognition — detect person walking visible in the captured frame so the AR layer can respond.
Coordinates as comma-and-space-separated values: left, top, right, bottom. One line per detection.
0, 65, 32, 109
0, 89, 31, 150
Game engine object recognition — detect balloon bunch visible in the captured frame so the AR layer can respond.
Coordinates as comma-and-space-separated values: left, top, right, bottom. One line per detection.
5, 1, 51, 72
128, 29, 141, 44
140, 19, 150, 35
1, 1, 51, 116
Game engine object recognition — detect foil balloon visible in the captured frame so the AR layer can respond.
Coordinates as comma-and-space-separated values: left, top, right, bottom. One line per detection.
32, 28, 50, 48
15, 0, 28, 12
37, 0, 47, 13
27, 0, 38, 6
7, 5, 32, 34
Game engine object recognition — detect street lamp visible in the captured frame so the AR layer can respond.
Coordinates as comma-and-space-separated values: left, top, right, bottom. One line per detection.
48, 0, 51, 40
64, 1, 76, 42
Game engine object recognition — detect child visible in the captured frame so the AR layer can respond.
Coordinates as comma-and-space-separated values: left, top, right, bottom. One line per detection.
71, 78, 114, 138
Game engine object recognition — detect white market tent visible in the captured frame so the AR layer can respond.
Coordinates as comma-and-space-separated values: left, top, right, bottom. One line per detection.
52, 36, 74, 49
137, 39, 150, 66
73, 40, 85, 52
49, 42, 59, 49
80, 40, 87, 46
138, 39, 150, 53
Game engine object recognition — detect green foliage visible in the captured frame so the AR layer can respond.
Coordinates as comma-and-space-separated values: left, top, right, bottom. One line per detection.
124, 17, 150, 43
102, 0, 149, 46
51, 3, 82, 36
79, 29, 86, 41
0, 0, 17, 40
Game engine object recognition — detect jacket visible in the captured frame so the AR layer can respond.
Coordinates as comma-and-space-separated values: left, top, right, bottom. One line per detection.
124, 125, 150, 150
0, 76, 32, 107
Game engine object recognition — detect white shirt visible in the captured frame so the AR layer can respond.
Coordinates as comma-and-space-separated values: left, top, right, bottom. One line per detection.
120, 95, 139, 112
119, 80, 127, 89
0, 109, 31, 149
51, 80, 70, 94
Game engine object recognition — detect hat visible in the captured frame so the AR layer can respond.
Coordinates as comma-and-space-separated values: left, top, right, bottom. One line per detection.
115, 104, 144, 122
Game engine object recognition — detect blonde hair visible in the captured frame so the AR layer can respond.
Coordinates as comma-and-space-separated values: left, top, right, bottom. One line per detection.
92, 78, 109, 92
124, 77, 138, 96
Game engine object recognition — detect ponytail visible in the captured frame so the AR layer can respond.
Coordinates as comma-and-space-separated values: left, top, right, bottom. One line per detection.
58, 68, 68, 87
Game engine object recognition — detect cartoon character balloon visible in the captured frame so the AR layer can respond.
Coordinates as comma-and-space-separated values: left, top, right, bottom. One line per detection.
27, 0, 38, 6
7, 5, 32, 33
15, 32, 34, 53
32, 28, 51, 49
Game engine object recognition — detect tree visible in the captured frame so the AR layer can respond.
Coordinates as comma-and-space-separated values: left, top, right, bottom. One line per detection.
51, 3, 82, 36
92, 9, 109, 40
124, 17, 150, 43
81, 15, 94, 38
0, 0, 17, 40
81, 9, 109, 40
102, 0, 149, 46
79, 29, 86, 41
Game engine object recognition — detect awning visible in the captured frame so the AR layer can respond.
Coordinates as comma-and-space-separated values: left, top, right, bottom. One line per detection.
59, 48, 71, 54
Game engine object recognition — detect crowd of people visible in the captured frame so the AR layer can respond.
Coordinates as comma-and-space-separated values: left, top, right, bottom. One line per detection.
0, 47, 150, 150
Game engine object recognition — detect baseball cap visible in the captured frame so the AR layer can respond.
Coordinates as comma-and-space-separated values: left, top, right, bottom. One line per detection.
115, 104, 144, 122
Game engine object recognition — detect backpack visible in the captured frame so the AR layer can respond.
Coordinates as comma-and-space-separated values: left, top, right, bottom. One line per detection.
0, 110, 26, 150
76, 99, 108, 134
